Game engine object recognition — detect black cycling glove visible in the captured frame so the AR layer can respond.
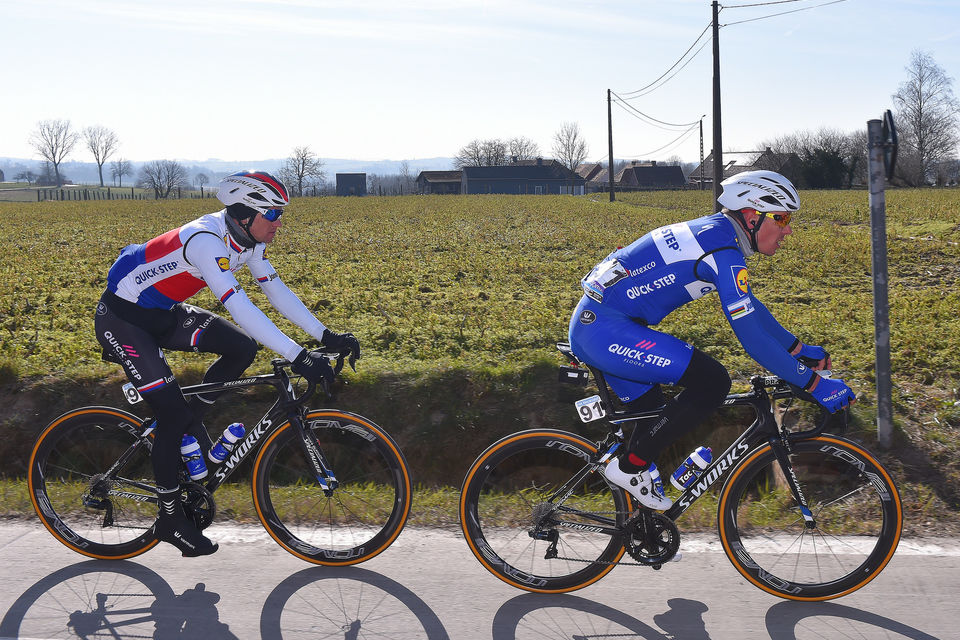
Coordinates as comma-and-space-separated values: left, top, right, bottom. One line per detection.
322, 329, 361, 361
291, 348, 335, 388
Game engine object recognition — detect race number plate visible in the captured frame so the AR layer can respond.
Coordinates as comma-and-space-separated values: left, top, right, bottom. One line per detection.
122, 382, 143, 404
575, 395, 606, 423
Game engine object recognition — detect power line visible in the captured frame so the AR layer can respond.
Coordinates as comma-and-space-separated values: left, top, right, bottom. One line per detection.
618, 35, 714, 100
611, 92, 702, 129
721, 0, 848, 26
723, 0, 820, 8
622, 123, 701, 159
617, 21, 712, 98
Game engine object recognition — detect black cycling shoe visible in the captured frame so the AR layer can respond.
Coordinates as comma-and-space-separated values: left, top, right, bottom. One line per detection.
156, 495, 218, 557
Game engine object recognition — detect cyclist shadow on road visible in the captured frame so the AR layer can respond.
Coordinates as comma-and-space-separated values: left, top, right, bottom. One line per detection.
765, 600, 941, 640
492, 593, 710, 640
260, 565, 450, 639
0, 559, 237, 640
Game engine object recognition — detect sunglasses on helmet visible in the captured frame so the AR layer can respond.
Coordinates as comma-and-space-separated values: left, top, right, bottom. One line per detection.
262, 208, 284, 222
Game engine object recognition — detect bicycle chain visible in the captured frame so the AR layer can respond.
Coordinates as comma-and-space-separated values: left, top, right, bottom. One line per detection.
545, 510, 679, 567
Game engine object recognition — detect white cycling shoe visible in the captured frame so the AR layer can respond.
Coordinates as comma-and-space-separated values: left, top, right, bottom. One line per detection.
602, 458, 673, 511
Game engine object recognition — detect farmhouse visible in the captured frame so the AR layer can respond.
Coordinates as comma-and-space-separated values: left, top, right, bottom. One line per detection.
461, 158, 586, 195
615, 161, 687, 190
336, 173, 367, 196
416, 171, 462, 195
689, 147, 802, 188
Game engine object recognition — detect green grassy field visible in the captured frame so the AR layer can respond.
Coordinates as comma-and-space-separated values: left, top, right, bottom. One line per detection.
1, 189, 959, 531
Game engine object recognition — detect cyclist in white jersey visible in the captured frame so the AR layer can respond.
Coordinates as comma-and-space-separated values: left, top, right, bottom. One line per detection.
95, 171, 360, 556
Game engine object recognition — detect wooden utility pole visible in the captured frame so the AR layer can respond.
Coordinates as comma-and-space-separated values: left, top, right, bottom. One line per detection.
607, 89, 615, 202
711, 0, 723, 207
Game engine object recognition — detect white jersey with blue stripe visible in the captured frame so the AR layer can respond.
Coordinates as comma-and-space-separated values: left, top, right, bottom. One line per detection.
106, 210, 325, 361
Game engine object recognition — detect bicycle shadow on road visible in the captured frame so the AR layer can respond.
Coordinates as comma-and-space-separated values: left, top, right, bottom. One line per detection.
765, 600, 942, 640
259, 565, 450, 640
0, 559, 237, 640
492, 593, 711, 640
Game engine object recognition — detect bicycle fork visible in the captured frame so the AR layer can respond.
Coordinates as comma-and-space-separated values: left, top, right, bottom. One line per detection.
769, 435, 816, 528
295, 421, 339, 495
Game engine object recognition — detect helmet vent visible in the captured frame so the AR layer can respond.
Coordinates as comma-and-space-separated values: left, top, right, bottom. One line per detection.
248, 192, 268, 202
759, 195, 781, 206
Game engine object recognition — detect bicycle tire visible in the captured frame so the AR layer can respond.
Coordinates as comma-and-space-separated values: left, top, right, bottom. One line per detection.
252, 409, 412, 565
459, 429, 631, 593
717, 435, 902, 600
28, 407, 160, 560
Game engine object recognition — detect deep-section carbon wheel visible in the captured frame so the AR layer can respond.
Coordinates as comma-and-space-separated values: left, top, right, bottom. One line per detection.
460, 429, 631, 593
717, 436, 902, 600
252, 410, 411, 565
28, 407, 159, 559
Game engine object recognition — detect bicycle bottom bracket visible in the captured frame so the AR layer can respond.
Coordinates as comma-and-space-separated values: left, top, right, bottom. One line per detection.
623, 511, 680, 568
181, 482, 216, 530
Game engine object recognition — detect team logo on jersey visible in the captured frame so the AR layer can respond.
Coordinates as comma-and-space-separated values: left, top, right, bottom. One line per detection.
217, 257, 230, 272
733, 266, 749, 294
579, 310, 596, 325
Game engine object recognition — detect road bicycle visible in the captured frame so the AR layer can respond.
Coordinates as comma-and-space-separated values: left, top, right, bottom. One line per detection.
459, 342, 902, 601
28, 349, 412, 565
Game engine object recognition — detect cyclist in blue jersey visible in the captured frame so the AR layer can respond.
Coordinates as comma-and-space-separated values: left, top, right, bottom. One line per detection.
568, 170, 855, 510
95, 171, 360, 556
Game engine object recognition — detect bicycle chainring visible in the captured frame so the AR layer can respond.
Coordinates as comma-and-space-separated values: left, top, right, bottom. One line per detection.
623, 511, 680, 566
181, 482, 216, 530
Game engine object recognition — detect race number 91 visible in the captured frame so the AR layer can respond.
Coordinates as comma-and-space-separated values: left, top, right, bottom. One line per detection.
575, 395, 606, 423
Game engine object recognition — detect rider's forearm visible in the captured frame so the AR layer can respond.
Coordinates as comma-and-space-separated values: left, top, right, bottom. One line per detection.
222, 289, 302, 361
257, 277, 327, 342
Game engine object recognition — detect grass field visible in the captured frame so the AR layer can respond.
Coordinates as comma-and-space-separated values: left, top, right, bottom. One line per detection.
1, 189, 959, 531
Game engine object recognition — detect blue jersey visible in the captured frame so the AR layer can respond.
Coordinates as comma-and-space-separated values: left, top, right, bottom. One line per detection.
569, 213, 815, 401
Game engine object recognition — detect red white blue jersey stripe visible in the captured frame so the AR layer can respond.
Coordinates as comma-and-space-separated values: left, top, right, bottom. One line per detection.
106, 211, 272, 309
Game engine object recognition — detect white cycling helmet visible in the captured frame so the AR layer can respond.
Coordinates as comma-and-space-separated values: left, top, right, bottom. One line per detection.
217, 171, 290, 216
717, 170, 800, 213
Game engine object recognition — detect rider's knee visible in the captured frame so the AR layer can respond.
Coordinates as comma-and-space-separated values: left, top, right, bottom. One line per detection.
679, 349, 731, 405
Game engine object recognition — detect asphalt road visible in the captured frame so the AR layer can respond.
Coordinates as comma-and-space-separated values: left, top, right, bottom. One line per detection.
1, 521, 956, 640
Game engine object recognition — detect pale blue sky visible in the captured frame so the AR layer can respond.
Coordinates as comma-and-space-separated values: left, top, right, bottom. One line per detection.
1, 0, 957, 166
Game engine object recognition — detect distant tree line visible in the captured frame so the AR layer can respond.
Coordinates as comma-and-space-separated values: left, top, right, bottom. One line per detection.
6, 50, 956, 197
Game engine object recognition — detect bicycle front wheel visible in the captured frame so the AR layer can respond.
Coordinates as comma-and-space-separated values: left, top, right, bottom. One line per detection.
460, 430, 631, 593
28, 407, 159, 560
252, 410, 411, 565
717, 436, 902, 600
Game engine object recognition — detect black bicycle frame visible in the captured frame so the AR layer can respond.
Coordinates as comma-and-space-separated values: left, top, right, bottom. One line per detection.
549, 368, 825, 531
114, 359, 333, 500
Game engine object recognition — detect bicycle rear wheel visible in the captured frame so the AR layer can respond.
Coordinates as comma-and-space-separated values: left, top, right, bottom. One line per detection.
459, 430, 631, 593
28, 407, 159, 559
252, 410, 411, 565
717, 436, 902, 600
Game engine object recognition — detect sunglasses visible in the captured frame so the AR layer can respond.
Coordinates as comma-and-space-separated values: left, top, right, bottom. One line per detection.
769, 212, 791, 228
262, 208, 284, 222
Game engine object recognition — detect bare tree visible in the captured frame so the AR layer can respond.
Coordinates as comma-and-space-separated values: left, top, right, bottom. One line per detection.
195, 172, 210, 196
552, 122, 589, 171
454, 139, 485, 168
29, 119, 79, 187
507, 136, 541, 161
14, 170, 37, 185
454, 138, 510, 168
83, 125, 120, 187
279, 146, 325, 197
111, 158, 133, 187
892, 49, 960, 186
138, 160, 188, 199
